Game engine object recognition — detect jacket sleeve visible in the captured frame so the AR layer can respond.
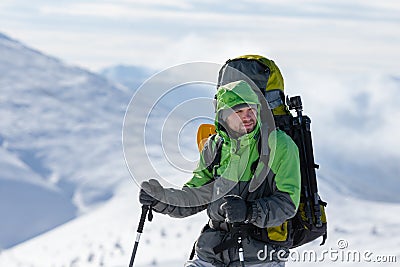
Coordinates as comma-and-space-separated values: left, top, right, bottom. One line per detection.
151, 137, 217, 218
250, 130, 301, 228
151, 183, 214, 218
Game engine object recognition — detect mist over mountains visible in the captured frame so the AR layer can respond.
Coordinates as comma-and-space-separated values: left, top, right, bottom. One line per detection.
100, 65, 156, 90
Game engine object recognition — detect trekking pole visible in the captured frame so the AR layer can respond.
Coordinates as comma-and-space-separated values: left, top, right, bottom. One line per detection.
129, 205, 153, 267
232, 223, 246, 267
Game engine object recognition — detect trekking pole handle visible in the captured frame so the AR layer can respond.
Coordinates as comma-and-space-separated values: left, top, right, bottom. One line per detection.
137, 205, 151, 233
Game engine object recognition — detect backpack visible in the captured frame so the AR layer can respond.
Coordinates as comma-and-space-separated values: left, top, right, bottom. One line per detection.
197, 55, 327, 248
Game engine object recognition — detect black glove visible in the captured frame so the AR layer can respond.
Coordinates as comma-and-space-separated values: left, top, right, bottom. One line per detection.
220, 195, 252, 223
139, 189, 158, 206
139, 179, 165, 206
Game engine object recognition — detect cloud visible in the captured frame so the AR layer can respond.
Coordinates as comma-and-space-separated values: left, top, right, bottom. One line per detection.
295, 71, 400, 159
2, 0, 400, 73
35, 0, 400, 28
37, 0, 400, 24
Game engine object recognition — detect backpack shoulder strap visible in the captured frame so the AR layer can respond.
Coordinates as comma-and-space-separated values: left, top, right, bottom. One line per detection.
204, 134, 224, 175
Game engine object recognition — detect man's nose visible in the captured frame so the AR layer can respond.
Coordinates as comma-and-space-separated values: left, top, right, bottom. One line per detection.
242, 111, 252, 119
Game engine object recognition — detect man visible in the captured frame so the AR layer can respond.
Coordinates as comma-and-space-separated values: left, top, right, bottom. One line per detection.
140, 80, 301, 266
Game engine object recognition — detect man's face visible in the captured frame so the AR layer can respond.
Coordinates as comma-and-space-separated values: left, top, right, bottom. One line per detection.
225, 106, 257, 135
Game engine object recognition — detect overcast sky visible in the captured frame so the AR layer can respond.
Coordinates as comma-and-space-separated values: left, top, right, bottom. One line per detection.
1, 0, 399, 73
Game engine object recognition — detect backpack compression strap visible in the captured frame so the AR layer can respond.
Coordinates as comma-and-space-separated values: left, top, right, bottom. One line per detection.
205, 134, 224, 176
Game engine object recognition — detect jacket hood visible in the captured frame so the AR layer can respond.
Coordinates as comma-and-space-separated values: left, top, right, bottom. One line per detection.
215, 80, 261, 137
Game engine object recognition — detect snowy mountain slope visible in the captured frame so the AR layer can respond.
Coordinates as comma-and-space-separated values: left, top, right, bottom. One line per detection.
0, 32, 133, 249
0, 182, 208, 267
0, 146, 77, 248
